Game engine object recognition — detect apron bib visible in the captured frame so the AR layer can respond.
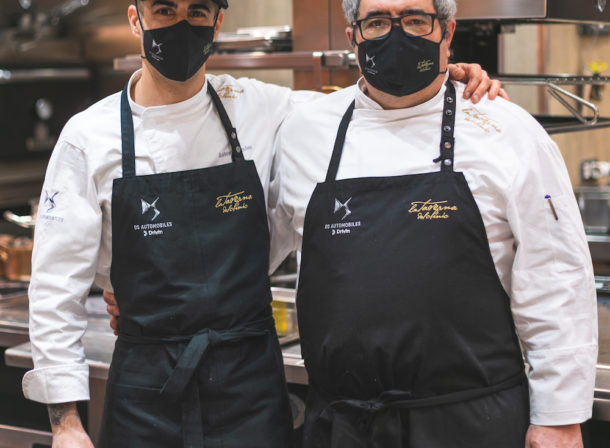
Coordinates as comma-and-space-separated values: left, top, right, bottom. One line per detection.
297, 81, 529, 448
98, 82, 292, 448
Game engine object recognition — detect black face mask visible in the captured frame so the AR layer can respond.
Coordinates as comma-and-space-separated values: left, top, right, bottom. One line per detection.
138, 9, 216, 82
357, 26, 445, 97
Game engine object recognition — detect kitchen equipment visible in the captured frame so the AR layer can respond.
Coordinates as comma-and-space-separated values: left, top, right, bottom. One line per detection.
456, 0, 610, 23
575, 186, 610, 233
0, 66, 92, 159
215, 26, 292, 53
271, 287, 298, 344
0, 236, 33, 282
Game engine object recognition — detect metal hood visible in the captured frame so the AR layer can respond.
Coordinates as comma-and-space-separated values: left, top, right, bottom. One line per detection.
456, 0, 610, 23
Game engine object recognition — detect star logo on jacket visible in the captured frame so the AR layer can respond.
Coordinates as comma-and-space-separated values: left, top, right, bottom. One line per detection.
334, 197, 352, 220
44, 190, 59, 212
151, 40, 163, 61
141, 197, 161, 222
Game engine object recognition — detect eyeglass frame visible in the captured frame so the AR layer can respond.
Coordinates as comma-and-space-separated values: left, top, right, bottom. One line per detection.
351, 12, 442, 42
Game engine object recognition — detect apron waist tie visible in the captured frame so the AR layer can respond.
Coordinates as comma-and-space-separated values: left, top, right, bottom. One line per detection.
117, 315, 274, 448
318, 371, 526, 448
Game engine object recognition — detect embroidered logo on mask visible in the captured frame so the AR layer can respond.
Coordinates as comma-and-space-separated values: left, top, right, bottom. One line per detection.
417, 59, 434, 72
409, 199, 458, 220
365, 54, 378, 75
216, 191, 253, 214
151, 40, 164, 61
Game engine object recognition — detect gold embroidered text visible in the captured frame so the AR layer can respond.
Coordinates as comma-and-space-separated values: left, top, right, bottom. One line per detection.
409, 199, 458, 220
216, 191, 253, 214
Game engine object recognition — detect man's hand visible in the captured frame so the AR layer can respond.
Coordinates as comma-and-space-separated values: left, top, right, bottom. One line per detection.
103, 290, 120, 336
525, 424, 583, 448
48, 403, 94, 448
448, 62, 510, 104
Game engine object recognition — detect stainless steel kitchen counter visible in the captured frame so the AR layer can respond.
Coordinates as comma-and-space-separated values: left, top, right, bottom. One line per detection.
3, 294, 610, 421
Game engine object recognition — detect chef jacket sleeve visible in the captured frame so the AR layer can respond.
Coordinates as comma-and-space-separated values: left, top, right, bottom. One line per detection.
268, 119, 300, 274
22, 139, 102, 404
507, 135, 598, 425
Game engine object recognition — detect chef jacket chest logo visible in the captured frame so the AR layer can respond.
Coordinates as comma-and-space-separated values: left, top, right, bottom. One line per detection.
323, 197, 362, 236
409, 199, 458, 220
217, 85, 245, 99
133, 197, 174, 238
216, 191, 253, 214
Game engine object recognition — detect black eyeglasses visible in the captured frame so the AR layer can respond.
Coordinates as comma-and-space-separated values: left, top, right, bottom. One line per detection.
353, 12, 438, 41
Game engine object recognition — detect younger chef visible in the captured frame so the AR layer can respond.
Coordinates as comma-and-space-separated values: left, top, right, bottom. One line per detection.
270, 0, 598, 447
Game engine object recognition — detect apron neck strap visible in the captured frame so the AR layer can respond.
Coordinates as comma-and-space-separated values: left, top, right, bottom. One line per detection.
325, 80, 459, 183
207, 82, 245, 163
325, 100, 356, 183
433, 80, 457, 172
120, 85, 137, 178
119, 80, 246, 178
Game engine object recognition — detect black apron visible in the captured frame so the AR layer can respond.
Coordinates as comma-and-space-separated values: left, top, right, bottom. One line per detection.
98, 82, 293, 448
297, 81, 529, 448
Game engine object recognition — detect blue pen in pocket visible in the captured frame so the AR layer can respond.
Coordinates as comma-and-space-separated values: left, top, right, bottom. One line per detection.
545, 195, 559, 221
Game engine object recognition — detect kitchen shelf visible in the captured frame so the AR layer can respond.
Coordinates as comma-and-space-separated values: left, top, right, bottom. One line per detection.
114, 50, 357, 73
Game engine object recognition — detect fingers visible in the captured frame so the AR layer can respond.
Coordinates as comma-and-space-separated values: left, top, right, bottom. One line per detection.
110, 316, 118, 336
498, 87, 510, 101
470, 69, 491, 104
487, 79, 502, 100
102, 290, 117, 306
447, 63, 466, 82
461, 63, 484, 101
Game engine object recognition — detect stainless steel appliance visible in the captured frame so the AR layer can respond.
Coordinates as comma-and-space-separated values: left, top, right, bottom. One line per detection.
456, 0, 610, 23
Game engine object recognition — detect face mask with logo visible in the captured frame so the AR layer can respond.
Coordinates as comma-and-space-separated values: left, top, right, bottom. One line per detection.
357, 25, 445, 97
137, 6, 216, 82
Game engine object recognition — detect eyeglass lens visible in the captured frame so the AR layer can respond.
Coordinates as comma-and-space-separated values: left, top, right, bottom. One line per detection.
360, 14, 434, 40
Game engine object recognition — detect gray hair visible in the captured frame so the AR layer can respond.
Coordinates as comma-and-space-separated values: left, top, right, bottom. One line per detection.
342, 0, 457, 37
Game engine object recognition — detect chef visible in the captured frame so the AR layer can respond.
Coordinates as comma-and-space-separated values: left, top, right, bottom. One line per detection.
22, 0, 503, 446
270, 0, 598, 447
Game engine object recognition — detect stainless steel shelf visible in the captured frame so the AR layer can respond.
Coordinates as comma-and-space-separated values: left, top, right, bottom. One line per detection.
114, 50, 357, 73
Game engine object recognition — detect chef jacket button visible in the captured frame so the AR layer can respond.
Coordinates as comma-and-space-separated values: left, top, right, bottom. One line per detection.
236, 146, 242, 153
444, 159, 453, 166
447, 96, 454, 103
444, 141, 452, 149
443, 126, 452, 133
231, 132, 237, 140
445, 109, 453, 116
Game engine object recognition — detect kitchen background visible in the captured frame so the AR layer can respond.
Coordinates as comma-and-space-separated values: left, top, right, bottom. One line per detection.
1, 0, 610, 447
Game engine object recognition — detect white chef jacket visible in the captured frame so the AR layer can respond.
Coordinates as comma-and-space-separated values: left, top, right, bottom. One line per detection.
23, 70, 319, 404
269, 77, 598, 426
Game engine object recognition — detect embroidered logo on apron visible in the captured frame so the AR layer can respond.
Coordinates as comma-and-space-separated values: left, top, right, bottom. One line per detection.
133, 197, 174, 237
408, 199, 458, 220
216, 191, 253, 214
323, 197, 362, 236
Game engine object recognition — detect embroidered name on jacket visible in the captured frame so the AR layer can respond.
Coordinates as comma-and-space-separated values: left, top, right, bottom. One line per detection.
216, 85, 245, 99
216, 191, 253, 213
409, 199, 458, 220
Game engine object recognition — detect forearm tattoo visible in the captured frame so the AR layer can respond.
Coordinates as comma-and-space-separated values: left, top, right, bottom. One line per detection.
48, 403, 73, 426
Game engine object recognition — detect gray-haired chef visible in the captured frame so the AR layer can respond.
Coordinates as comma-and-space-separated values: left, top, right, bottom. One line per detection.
22, 0, 504, 446
270, 0, 598, 447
